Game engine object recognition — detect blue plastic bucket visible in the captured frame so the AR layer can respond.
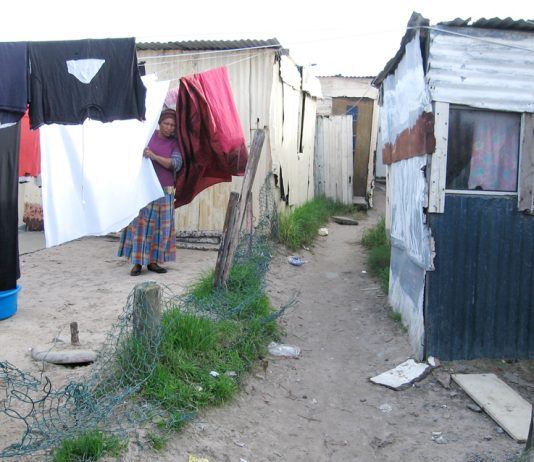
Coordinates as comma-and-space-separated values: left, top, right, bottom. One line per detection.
0, 285, 21, 320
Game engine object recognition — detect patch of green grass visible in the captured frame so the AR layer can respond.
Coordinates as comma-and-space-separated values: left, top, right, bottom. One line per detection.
388, 310, 402, 323
278, 197, 358, 251
146, 430, 169, 451
361, 217, 388, 249
361, 217, 391, 294
53, 430, 125, 462
513, 449, 534, 461
137, 261, 277, 426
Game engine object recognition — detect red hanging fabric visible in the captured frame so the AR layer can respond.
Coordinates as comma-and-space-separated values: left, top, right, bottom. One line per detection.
175, 66, 248, 208
18, 111, 41, 177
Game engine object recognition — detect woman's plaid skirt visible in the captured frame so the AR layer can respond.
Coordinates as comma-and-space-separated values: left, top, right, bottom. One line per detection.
117, 193, 176, 265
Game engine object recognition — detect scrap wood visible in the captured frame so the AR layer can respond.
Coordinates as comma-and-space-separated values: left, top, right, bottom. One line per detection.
331, 216, 359, 225
176, 230, 222, 250
452, 373, 532, 442
31, 347, 97, 365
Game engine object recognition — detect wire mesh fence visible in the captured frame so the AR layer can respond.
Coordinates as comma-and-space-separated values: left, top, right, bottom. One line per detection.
0, 173, 286, 459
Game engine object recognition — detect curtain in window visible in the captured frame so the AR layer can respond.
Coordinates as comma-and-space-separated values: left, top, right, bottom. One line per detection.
468, 112, 519, 192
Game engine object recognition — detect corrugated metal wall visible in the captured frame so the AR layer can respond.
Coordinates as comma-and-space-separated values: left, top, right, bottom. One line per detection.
426, 194, 534, 360
270, 63, 316, 207
139, 48, 317, 229
138, 49, 276, 230
314, 115, 353, 203
427, 27, 534, 112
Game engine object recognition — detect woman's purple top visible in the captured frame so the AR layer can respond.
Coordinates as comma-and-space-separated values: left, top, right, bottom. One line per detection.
147, 130, 182, 187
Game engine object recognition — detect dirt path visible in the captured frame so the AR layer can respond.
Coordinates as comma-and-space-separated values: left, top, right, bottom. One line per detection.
2, 187, 533, 461
122, 188, 531, 462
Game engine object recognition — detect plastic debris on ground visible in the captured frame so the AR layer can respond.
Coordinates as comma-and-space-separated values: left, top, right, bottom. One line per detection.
288, 256, 305, 266
268, 342, 301, 358
189, 456, 209, 462
318, 227, 329, 236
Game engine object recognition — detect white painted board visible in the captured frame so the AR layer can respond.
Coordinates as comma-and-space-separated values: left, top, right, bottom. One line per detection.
370, 359, 430, 390
452, 373, 532, 442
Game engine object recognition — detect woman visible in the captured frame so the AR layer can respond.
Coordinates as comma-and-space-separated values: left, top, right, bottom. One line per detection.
118, 109, 183, 276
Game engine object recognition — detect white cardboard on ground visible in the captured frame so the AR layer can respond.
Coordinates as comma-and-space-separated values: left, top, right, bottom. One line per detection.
370, 358, 430, 390
452, 373, 532, 442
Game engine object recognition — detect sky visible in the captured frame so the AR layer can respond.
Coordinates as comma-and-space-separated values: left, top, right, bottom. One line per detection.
2, 0, 533, 77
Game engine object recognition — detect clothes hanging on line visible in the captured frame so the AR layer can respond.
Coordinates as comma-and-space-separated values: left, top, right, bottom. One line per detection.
0, 42, 28, 125
28, 37, 146, 129
18, 111, 40, 177
40, 76, 168, 248
0, 123, 21, 291
175, 66, 248, 208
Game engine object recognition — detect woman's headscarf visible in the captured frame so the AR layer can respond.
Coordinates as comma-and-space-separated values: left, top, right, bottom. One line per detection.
159, 108, 176, 124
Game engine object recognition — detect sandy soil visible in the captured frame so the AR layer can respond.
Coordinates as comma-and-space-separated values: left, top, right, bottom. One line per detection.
2, 187, 533, 461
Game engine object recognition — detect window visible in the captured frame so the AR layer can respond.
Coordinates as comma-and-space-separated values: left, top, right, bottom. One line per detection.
446, 107, 520, 192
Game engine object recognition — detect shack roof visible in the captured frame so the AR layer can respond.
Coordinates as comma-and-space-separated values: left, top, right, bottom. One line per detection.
372, 13, 534, 87
136, 38, 282, 52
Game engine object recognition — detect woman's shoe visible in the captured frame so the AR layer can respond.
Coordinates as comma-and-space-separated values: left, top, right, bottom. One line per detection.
147, 263, 167, 274
130, 264, 142, 276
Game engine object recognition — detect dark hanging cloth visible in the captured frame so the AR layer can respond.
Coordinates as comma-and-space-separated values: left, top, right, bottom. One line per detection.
28, 37, 146, 129
175, 66, 248, 208
0, 42, 28, 125
0, 123, 21, 291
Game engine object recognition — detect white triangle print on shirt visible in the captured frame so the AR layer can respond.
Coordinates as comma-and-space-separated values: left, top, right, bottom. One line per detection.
66, 59, 106, 84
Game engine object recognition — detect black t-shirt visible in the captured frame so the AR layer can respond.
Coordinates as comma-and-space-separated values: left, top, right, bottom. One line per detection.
28, 37, 146, 129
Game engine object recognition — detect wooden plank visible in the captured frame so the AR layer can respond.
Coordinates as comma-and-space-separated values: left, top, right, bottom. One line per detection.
213, 192, 239, 287
452, 373, 532, 442
331, 216, 359, 225
218, 129, 265, 287
519, 113, 534, 212
428, 102, 449, 214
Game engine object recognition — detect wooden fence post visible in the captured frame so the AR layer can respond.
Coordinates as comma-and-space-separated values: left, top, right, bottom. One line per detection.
213, 129, 265, 288
132, 281, 161, 342
214, 192, 239, 287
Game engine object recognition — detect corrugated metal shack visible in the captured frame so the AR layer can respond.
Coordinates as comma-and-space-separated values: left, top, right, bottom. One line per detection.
137, 39, 322, 231
372, 13, 534, 360
316, 76, 380, 206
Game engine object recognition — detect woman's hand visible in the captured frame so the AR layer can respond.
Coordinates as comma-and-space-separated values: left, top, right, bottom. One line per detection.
143, 147, 155, 160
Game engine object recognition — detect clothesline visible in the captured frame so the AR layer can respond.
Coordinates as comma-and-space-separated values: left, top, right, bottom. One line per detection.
407, 25, 534, 53
139, 43, 280, 61
139, 51, 262, 68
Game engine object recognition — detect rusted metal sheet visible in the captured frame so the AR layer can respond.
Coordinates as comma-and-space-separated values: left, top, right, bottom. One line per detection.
382, 112, 435, 165
426, 194, 534, 360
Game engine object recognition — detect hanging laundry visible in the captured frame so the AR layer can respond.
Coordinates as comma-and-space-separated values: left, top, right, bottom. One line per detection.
0, 123, 21, 291
28, 37, 146, 129
0, 42, 28, 125
18, 111, 40, 177
39, 76, 168, 248
175, 66, 248, 208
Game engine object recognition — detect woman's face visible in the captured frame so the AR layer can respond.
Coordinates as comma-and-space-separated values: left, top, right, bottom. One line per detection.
160, 117, 176, 137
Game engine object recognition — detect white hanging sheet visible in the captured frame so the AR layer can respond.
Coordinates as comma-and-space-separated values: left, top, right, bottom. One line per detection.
40, 76, 169, 247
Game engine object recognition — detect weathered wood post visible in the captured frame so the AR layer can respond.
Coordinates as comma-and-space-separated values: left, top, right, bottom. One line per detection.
214, 129, 265, 288
132, 281, 161, 343
70, 321, 80, 345
214, 192, 240, 287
